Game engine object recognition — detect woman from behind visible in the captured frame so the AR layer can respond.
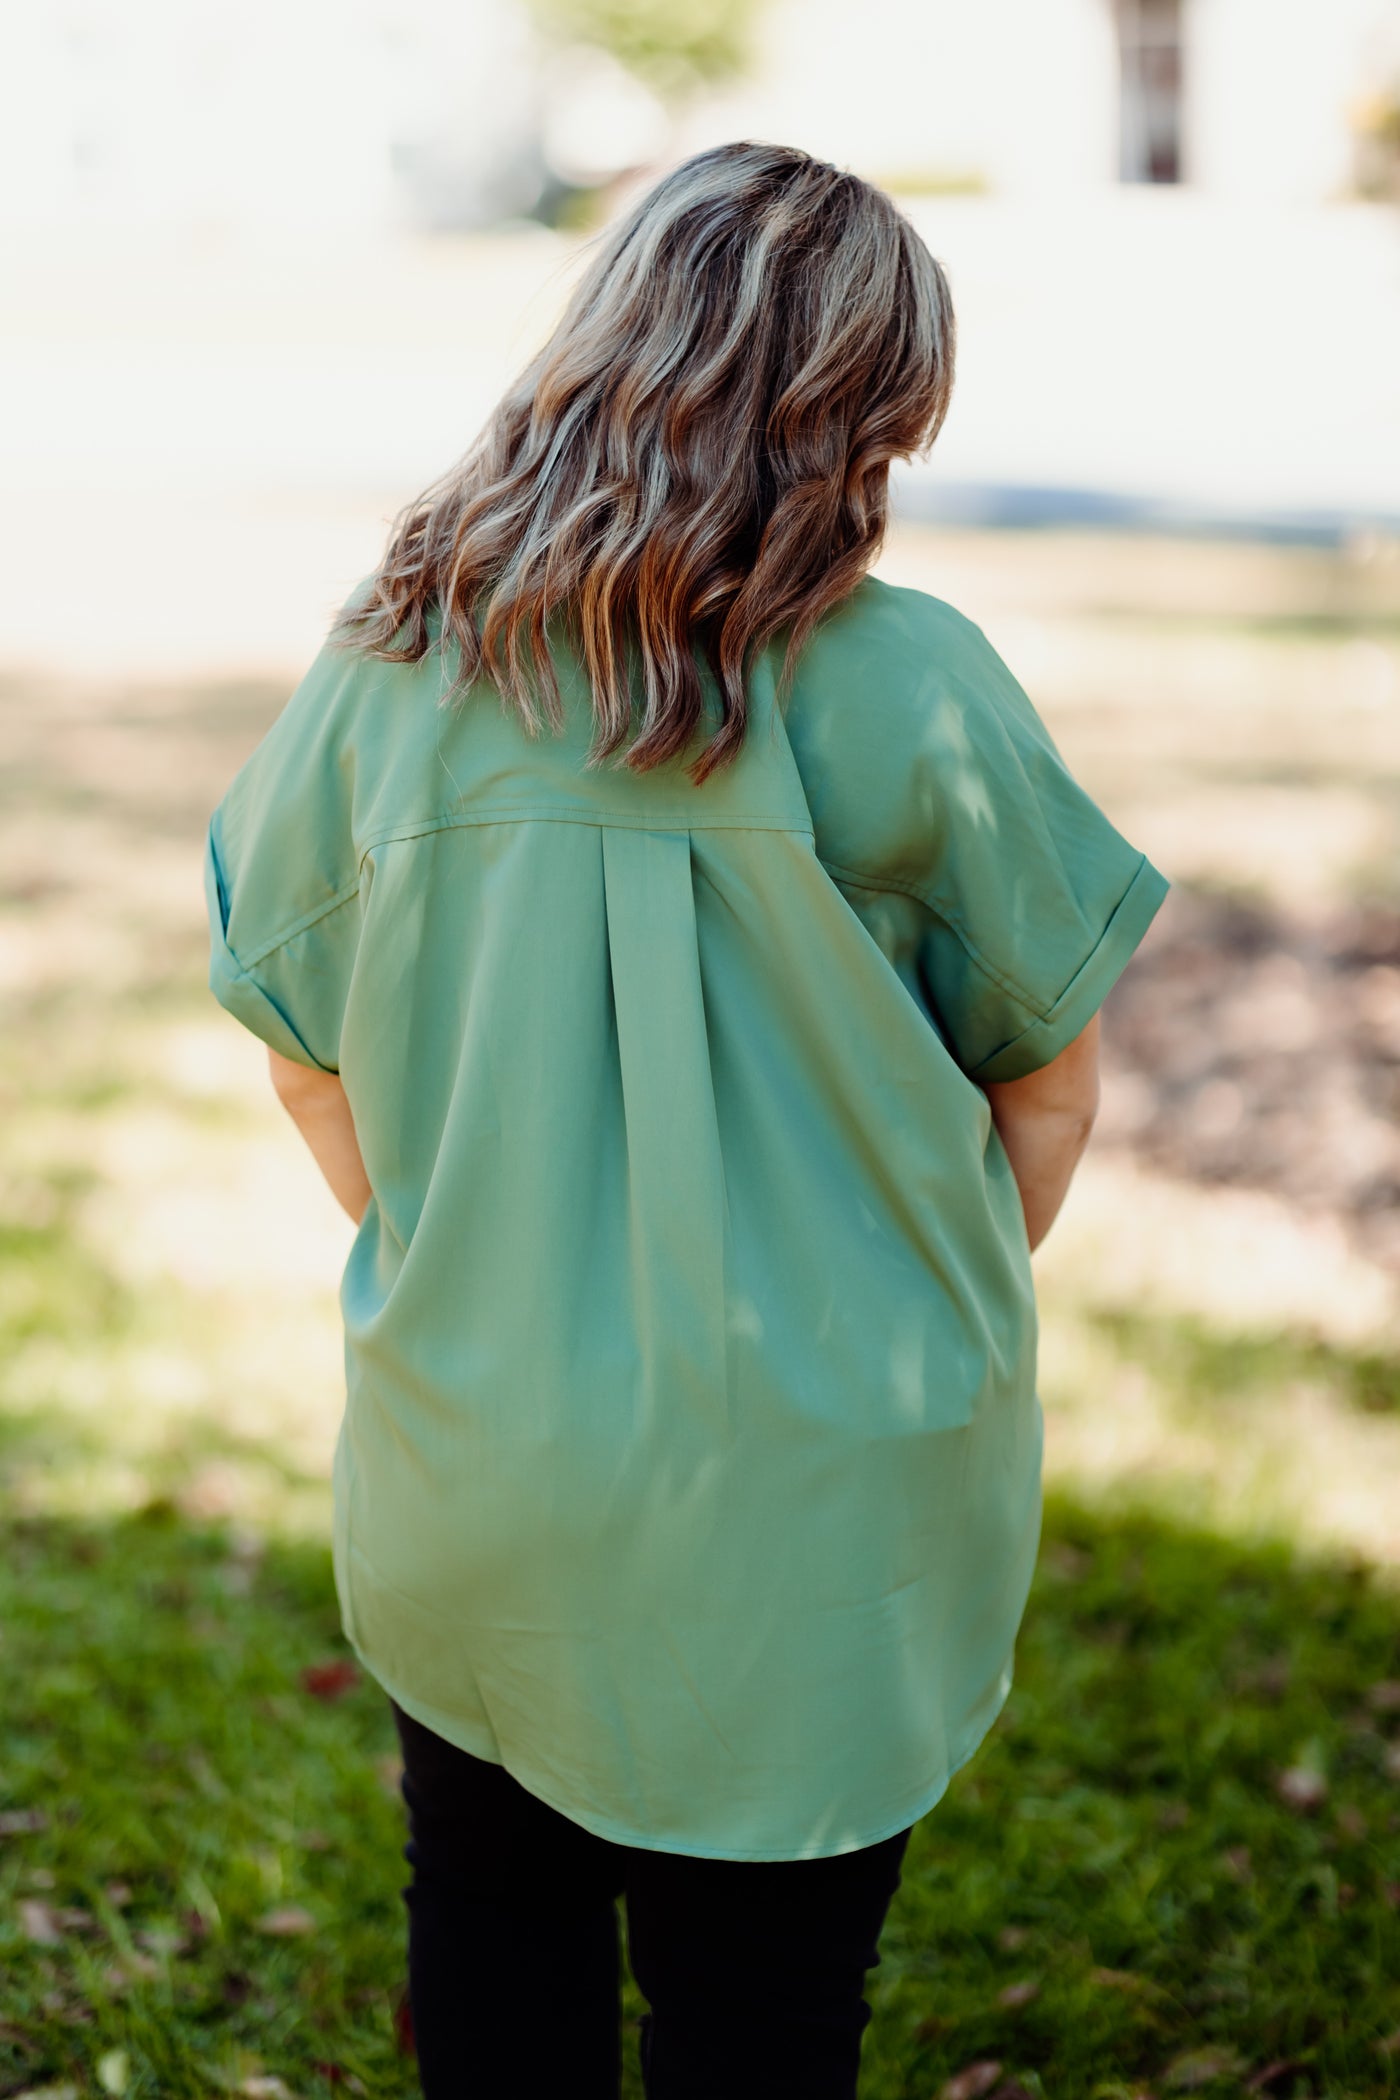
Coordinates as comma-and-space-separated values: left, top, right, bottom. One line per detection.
207, 141, 1168, 2097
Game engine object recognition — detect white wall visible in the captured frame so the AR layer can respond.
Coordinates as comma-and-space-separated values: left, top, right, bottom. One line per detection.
679, 0, 1120, 195
3, 0, 1398, 231
1186, 0, 1399, 203
0, 0, 393, 230
688, 0, 1400, 206
0, 0, 543, 233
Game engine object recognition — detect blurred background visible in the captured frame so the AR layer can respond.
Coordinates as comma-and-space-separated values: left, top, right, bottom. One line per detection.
3, 3, 1400, 2095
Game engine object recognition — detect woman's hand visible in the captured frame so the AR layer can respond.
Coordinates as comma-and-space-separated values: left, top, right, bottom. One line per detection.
266, 1048, 373, 1226
979, 1014, 1101, 1252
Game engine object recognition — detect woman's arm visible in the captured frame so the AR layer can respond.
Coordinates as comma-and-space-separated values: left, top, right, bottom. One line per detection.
266, 1048, 373, 1225
979, 1014, 1101, 1253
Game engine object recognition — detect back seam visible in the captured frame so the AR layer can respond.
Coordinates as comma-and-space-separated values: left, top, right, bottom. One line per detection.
355, 805, 816, 868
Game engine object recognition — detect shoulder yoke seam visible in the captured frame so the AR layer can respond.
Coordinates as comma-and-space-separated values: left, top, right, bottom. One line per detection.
238, 876, 364, 971
820, 856, 1050, 1019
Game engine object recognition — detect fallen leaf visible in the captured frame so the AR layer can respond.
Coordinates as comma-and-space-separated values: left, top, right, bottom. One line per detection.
54, 1906, 96, 1934
1236, 1657, 1291, 1700
257, 1906, 316, 1937
103, 1881, 133, 1907
1166, 2049, 1244, 2090
299, 1660, 360, 1702
97, 2049, 130, 2096
0, 1809, 49, 1836
1221, 1845, 1253, 1881
1276, 1767, 1328, 1812
996, 1925, 1030, 1952
997, 1980, 1040, 2008
1366, 1680, 1400, 1712
1245, 2061, 1305, 2092
135, 1924, 188, 1958
240, 2081, 296, 2099
18, 1898, 63, 1945
941, 2063, 1004, 2100
1089, 1966, 1147, 1992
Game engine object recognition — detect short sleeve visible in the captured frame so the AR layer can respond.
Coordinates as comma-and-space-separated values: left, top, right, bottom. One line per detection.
203, 638, 367, 1074
909, 614, 1169, 1083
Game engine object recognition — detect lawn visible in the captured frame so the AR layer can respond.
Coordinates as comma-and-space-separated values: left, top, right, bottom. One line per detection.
1, 1495, 1397, 2099
2, 523, 1399, 2097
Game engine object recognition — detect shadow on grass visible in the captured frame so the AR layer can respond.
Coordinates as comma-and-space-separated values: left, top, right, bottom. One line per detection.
1, 1496, 1397, 2099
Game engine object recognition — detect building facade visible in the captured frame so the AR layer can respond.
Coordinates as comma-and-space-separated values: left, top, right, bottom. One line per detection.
1, 0, 1397, 231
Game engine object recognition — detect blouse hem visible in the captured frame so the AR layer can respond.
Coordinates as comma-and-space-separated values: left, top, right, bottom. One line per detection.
354, 1641, 1015, 1863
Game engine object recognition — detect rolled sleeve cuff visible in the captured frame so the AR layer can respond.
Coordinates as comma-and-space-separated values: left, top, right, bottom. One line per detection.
968, 853, 1170, 1084
203, 823, 331, 1072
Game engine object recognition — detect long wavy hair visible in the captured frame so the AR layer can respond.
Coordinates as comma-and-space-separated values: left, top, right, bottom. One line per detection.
333, 141, 956, 784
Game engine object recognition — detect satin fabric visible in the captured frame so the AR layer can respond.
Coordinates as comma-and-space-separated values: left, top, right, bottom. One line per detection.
205, 576, 1167, 1859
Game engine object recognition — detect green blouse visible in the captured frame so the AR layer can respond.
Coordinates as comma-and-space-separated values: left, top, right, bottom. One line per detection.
205, 575, 1168, 1861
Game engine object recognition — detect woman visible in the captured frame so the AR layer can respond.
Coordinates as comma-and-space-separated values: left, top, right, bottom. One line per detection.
205, 141, 1168, 2098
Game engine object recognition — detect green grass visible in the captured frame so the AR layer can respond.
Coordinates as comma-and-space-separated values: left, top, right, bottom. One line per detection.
1, 1498, 1397, 2099
1090, 1309, 1400, 1420
4, 531, 1400, 2094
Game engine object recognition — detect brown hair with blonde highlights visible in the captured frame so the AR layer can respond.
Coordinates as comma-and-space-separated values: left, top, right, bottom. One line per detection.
333, 141, 956, 784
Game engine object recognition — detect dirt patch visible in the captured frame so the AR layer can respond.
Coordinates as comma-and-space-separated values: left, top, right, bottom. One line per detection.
1099, 888, 1400, 1269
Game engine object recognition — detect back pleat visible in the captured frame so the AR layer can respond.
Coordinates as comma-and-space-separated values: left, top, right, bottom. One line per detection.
600, 826, 731, 1442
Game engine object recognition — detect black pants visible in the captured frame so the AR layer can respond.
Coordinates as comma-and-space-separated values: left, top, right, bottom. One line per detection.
390, 1702, 912, 2098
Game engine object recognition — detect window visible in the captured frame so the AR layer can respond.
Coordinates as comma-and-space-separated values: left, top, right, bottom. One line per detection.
1116, 0, 1184, 184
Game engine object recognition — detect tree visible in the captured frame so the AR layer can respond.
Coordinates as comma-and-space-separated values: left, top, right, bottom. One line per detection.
523, 0, 762, 98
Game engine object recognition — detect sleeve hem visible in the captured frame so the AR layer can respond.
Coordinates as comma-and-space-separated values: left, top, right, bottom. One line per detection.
209, 943, 338, 1073
204, 824, 338, 1073
967, 854, 1171, 1084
